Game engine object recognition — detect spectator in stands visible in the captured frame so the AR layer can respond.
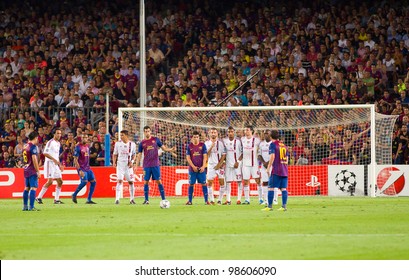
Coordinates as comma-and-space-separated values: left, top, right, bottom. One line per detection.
89, 141, 102, 167
0, 151, 16, 167
66, 94, 84, 116
1, 122, 17, 148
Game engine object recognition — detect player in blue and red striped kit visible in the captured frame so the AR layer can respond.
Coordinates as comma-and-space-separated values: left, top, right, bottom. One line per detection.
71, 134, 97, 204
135, 126, 176, 204
262, 130, 289, 211
186, 131, 208, 205
22, 131, 41, 211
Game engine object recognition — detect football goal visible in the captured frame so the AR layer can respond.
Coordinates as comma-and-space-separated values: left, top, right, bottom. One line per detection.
118, 105, 398, 198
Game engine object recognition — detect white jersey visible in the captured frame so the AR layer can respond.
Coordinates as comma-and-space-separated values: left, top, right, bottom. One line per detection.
258, 140, 272, 163
43, 139, 61, 162
205, 139, 226, 167
223, 137, 242, 168
241, 136, 260, 167
259, 140, 272, 182
113, 140, 137, 164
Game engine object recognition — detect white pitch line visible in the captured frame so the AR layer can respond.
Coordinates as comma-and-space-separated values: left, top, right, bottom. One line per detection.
0, 233, 406, 238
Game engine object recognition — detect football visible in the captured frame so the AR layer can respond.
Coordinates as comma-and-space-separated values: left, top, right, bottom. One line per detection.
160, 200, 170, 209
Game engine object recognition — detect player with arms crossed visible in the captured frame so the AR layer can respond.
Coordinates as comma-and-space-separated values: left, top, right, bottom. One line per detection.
241, 125, 262, 204
223, 126, 243, 205
258, 130, 278, 205
22, 131, 41, 211
113, 130, 137, 204
262, 130, 289, 211
135, 126, 176, 204
186, 130, 209, 205
205, 127, 226, 205
71, 134, 97, 204
36, 128, 64, 204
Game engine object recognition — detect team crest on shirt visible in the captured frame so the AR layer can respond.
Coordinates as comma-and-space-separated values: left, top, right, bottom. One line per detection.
152, 140, 155, 144
199, 147, 202, 150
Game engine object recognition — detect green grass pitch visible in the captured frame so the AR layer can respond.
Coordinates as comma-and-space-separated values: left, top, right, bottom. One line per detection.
1, 197, 409, 260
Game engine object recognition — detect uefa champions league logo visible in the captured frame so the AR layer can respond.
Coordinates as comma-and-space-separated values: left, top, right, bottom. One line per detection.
335, 169, 357, 196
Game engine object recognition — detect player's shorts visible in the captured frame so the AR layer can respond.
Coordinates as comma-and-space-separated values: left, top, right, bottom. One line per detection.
144, 166, 161, 181
79, 169, 96, 182
260, 165, 269, 183
25, 175, 38, 188
207, 166, 225, 181
44, 160, 62, 179
116, 163, 134, 182
225, 166, 242, 182
242, 166, 260, 180
269, 174, 288, 189
188, 171, 207, 185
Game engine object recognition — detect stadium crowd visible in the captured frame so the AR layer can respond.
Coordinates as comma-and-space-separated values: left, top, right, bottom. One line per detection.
1, 0, 409, 168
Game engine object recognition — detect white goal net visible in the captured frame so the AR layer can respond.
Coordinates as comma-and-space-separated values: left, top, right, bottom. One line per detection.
118, 105, 398, 198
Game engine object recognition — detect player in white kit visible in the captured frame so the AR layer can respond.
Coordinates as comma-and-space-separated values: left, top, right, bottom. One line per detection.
205, 128, 226, 204
240, 125, 262, 204
113, 130, 137, 204
36, 128, 64, 204
258, 130, 278, 205
222, 126, 243, 205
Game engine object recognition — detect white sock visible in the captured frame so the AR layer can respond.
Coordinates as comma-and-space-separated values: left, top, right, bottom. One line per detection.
55, 187, 61, 200
37, 186, 48, 199
218, 185, 226, 202
208, 187, 214, 202
226, 183, 232, 202
244, 185, 250, 201
257, 184, 262, 201
262, 186, 268, 201
129, 184, 135, 201
274, 187, 279, 201
116, 183, 122, 201
237, 182, 243, 201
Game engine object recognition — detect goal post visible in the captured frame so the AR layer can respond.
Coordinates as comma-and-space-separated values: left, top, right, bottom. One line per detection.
118, 105, 398, 198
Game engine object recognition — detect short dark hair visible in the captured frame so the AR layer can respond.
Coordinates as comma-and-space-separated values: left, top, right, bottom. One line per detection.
245, 125, 254, 133
143, 126, 151, 131
53, 127, 62, 135
120, 130, 129, 136
227, 126, 234, 130
192, 130, 200, 136
28, 131, 38, 140
270, 130, 279, 140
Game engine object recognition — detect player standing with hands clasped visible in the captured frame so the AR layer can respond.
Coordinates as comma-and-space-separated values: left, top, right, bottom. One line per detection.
186, 131, 209, 205
262, 130, 289, 212
223, 126, 243, 205
135, 126, 176, 205
205, 127, 226, 205
113, 130, 137, 204
241, 125, 262, 204
258, 130, 278, 205
36, 128, 64, 204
